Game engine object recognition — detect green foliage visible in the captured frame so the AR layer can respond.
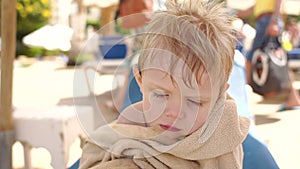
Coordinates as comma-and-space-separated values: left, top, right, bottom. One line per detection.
15, 0, 51, 57
16, 0, 51, 39
114, 20, 131, 35
16, 42, 65, 58
16, 41, 44, 58
86, 19, 101, 30
243, 14, 256, 28
287, 15, 300, 22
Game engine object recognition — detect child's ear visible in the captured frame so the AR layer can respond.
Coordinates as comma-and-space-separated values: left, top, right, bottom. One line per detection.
225, 83, 230, 90
133, 66, 143, 92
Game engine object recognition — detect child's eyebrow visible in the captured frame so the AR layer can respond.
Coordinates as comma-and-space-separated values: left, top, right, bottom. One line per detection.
188, 96, 211, 102
147, 82, 172, 93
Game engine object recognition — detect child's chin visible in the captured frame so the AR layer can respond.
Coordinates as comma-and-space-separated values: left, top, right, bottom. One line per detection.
151, 131, 184, 145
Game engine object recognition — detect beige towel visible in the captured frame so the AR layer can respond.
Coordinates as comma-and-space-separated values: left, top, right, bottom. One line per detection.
79, 99, 249, 169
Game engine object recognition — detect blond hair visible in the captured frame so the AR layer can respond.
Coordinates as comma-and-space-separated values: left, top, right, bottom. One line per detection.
138, 0, 236, 87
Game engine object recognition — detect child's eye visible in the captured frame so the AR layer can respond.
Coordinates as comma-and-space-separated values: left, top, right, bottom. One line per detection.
152, 90, 168, 99
187, 99, 202, 106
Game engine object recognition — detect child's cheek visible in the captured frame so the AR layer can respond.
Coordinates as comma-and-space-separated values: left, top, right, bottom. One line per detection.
144, 95, 167, 123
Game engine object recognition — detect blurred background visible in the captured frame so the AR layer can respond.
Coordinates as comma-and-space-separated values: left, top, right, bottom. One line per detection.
0, 0, 300, 169
0, 0, 299, 63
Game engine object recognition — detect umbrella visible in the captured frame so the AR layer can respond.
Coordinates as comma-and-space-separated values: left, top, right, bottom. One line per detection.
22, 24, 73, 51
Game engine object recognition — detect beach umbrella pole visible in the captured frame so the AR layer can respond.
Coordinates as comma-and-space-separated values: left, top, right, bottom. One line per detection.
0, 0, 16, 168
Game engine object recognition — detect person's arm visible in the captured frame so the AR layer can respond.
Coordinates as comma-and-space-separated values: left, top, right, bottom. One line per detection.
273, 0, 282, 17
266, 0, 283, 36
236, 6, 254, 19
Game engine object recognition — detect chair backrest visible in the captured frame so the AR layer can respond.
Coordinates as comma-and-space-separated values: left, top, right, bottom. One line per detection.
99, 36, 127, 60
228, 50, 253, 121
121, 67, 143, 111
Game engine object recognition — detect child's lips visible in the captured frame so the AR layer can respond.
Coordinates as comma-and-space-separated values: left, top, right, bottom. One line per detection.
159, 124, 180, 132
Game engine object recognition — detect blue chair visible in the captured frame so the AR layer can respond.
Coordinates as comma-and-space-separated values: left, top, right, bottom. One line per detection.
99, 36, 127, 60
287, 48, 300, 70
228, 50, 279, 169
69, 159, 80, 169
287, 48, 300, 60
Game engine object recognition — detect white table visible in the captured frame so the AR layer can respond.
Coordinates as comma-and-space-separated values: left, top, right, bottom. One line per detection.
13, 106, 94, 169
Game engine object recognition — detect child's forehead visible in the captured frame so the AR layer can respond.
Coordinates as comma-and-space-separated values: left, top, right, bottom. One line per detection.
142, 50, 189, 76
141, 49, 209, 85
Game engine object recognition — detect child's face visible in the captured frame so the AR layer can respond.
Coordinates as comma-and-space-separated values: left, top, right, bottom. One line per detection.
135, 57, 212, 140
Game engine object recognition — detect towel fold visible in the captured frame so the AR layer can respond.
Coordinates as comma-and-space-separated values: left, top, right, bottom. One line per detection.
79, 99, 250, 169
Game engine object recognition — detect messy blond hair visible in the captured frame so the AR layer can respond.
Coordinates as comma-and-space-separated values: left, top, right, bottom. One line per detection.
138, 0, 236, 87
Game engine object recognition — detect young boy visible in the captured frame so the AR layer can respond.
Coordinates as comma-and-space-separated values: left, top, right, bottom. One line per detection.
79, 0, 250, 168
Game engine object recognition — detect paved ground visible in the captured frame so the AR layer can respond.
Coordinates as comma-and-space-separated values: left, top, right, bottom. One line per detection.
11, 58, 300, 169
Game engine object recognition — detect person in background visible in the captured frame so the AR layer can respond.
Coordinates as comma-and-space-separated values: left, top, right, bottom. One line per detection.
237, 0, 300, 111
282, 18, 299, 50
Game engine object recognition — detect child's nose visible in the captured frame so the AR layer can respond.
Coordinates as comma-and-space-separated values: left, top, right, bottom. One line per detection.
164, 100, 184, 119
